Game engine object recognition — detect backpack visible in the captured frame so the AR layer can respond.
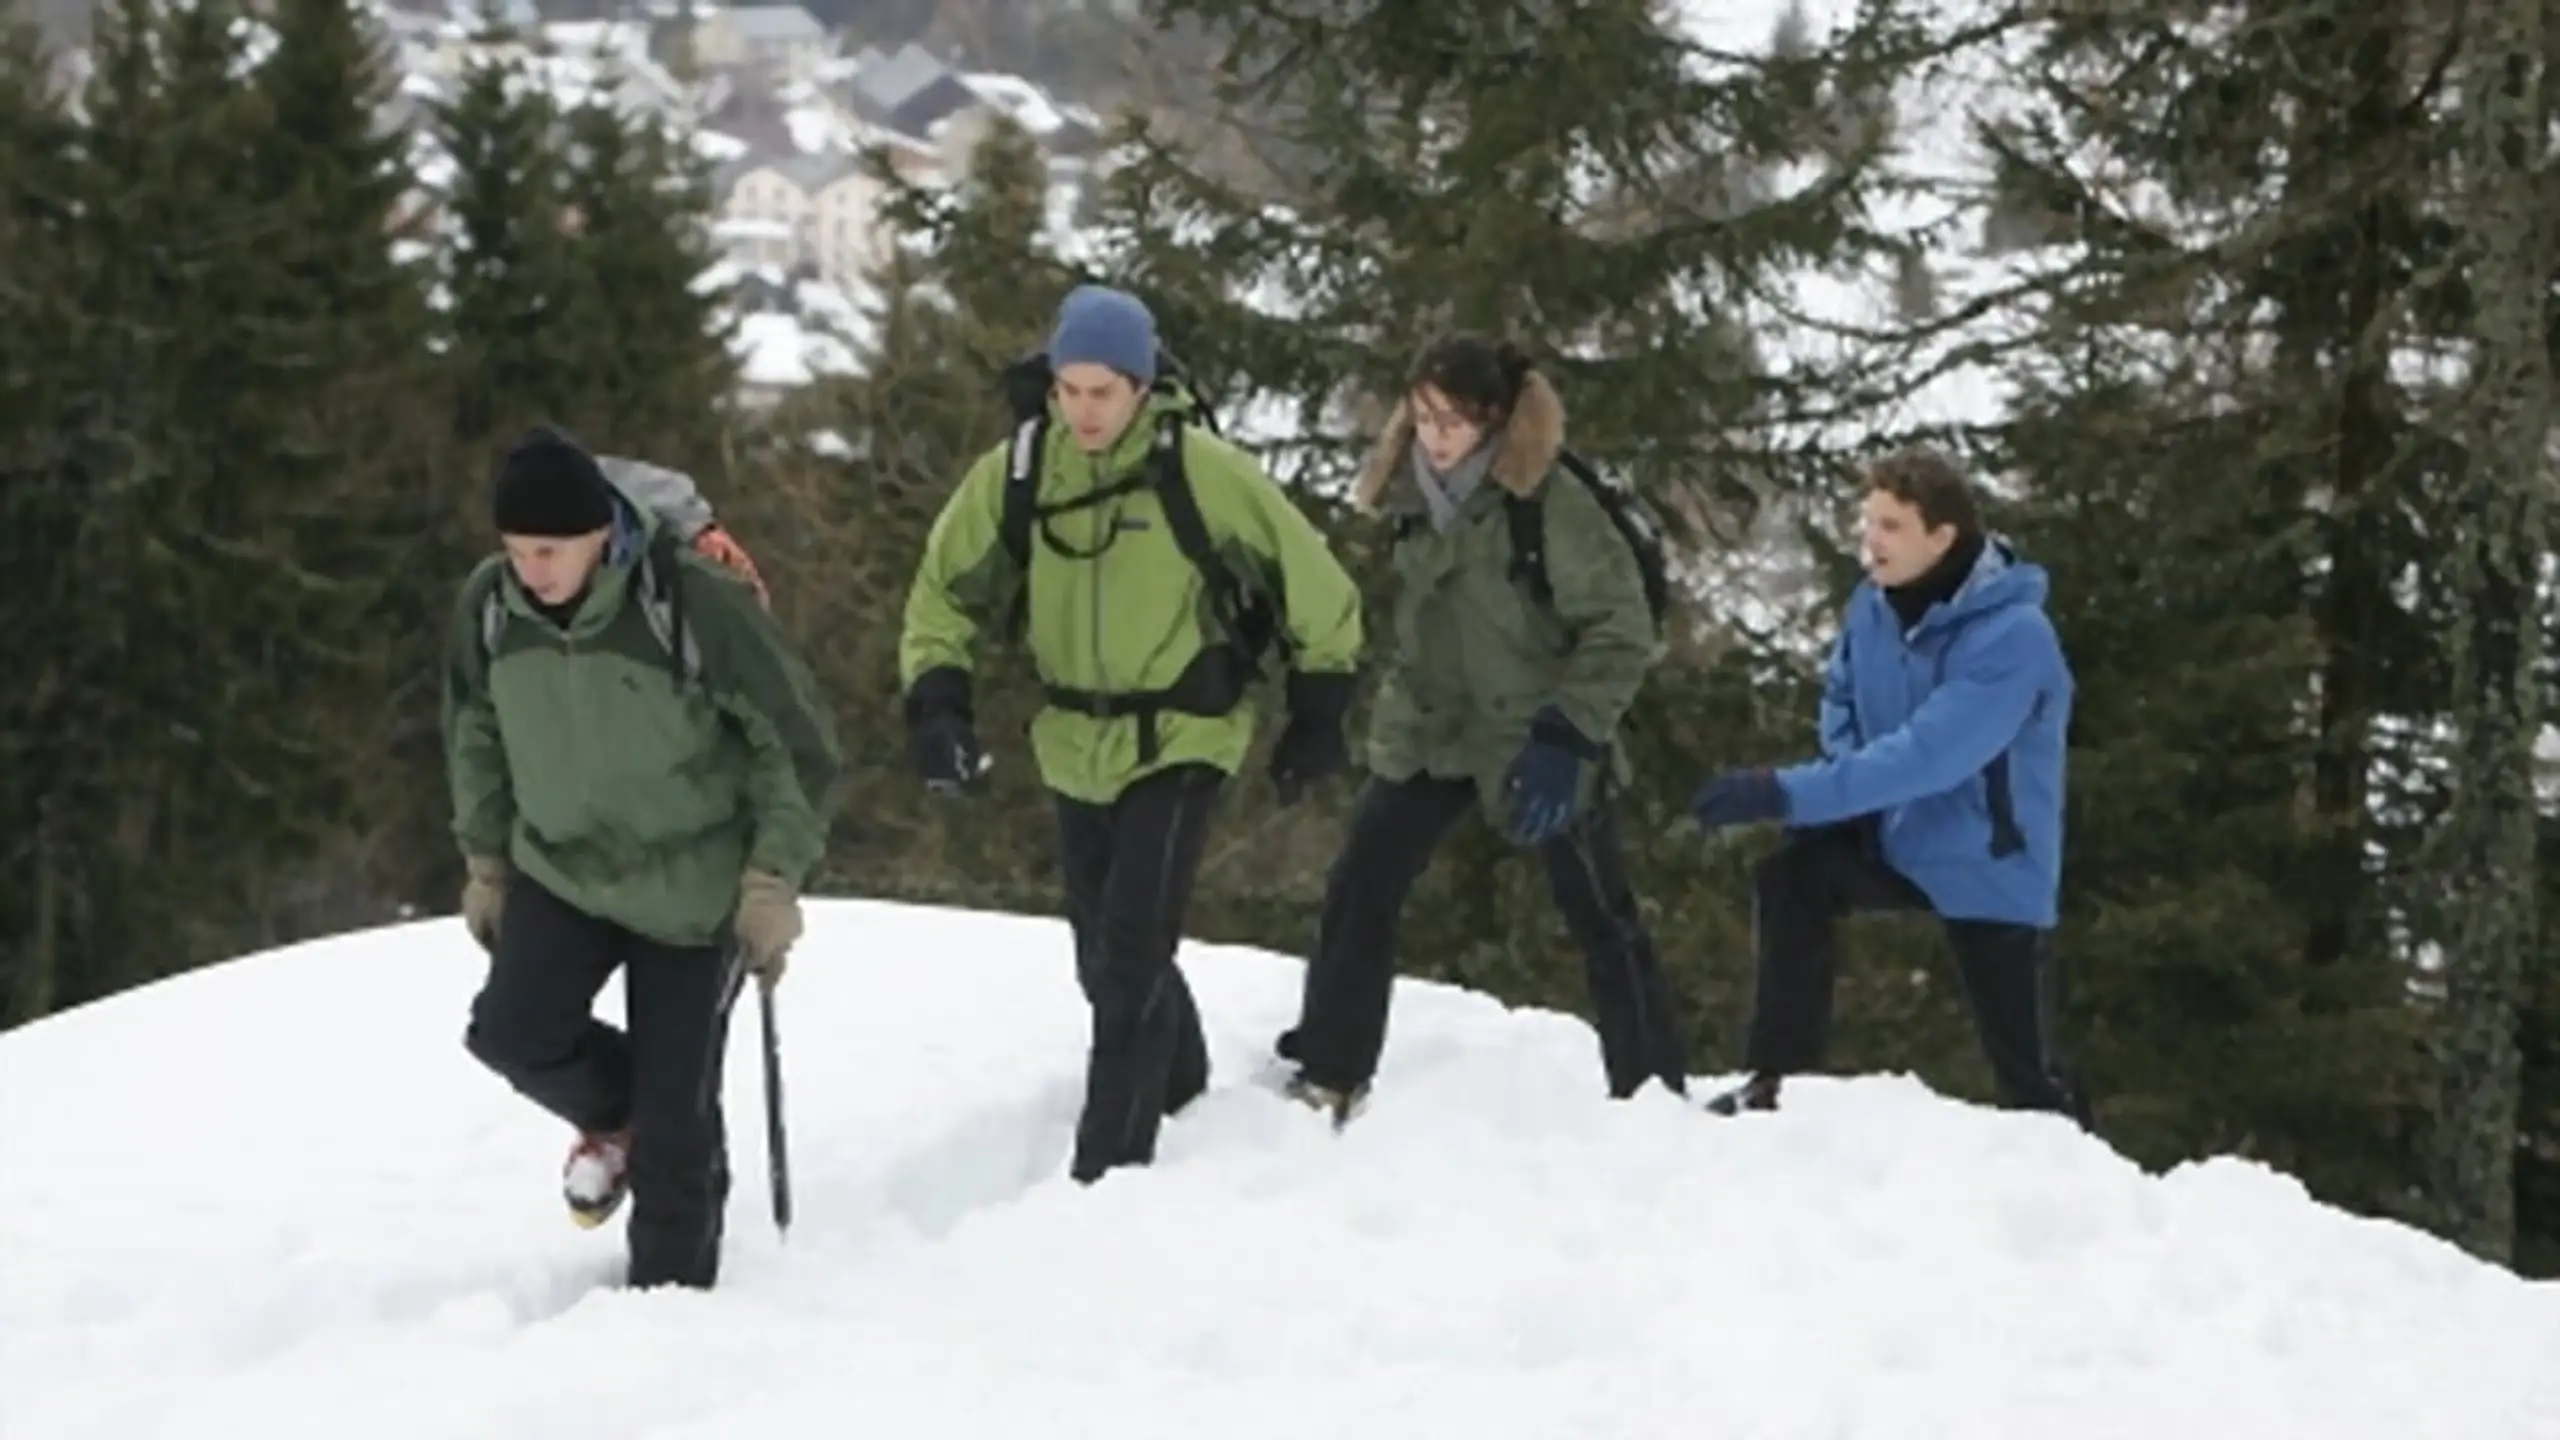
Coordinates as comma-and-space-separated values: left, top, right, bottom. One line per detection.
987, 347, 1285, 761
1502, 449, 1675, 633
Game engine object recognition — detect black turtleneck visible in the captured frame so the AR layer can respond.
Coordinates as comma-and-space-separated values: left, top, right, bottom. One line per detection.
528, 585, 591, 631
1884, 529, 1985, 632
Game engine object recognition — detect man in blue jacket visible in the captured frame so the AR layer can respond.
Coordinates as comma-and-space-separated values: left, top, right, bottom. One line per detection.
1688, 449, 2092, 1128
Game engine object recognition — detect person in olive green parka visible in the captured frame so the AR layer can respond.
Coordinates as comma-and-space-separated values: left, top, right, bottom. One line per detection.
899, 284, 1364, 1185
444, 425, 842, 1290
1273, 333, 1691, 1123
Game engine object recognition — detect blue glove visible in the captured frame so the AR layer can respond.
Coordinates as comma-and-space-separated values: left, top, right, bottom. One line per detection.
1690, 768, 1787, 832
1504, 708, 1601, 846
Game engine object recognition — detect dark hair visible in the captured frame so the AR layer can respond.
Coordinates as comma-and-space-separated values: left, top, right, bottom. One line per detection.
1863, 448, 1981, 537
1405, 331, 1537, 426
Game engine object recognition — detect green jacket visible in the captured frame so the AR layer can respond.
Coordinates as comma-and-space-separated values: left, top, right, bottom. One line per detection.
442, 489, 843, 948
1351, 370, 1660, 827
900, 387, 1364, 805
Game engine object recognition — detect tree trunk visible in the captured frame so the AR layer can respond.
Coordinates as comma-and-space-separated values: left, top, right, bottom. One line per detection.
10, 797, 63, 1026
2305, 19, 2400, 973
2429, 0, 2552, 1265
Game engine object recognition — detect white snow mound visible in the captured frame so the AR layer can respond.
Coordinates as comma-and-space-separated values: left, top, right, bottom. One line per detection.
3, 899, 2556, 1438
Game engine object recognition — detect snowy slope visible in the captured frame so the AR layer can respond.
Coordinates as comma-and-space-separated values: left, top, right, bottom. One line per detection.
4, 901, 2556, 1439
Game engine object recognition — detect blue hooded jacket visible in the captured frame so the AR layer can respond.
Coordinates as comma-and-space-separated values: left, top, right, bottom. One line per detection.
1775, 539, 2074, 927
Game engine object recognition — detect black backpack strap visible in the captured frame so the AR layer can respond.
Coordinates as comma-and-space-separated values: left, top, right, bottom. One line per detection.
990, 414, 1046, 636
1000, 415, 1042, 573
1503, 493, 1552, 610
465, 559, 509, 693
1145, 413, 1255, 644
1148, 416, 1214, 561
634, 529, 698, 690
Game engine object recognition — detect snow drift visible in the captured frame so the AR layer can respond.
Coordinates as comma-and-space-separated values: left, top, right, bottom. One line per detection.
3, 899, 2555, 1439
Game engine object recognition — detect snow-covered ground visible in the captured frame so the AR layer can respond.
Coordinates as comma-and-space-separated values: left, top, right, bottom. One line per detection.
5, 901, 2556, 1438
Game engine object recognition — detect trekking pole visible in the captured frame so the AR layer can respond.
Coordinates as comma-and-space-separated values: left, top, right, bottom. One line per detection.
756, 970, 793, 1237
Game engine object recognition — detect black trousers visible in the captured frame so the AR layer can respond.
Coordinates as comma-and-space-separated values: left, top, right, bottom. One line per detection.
1745, 822, 2092, 1127
463, 871, 745, 1288
1285, 773, 1691, 1099
1053, 763, 1223, 1184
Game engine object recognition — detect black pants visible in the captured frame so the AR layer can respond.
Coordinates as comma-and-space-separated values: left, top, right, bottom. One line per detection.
1285, 773, 1691, 1099
1053, 763, 1223, 1184
1746, 822, 2092, 1127
463, 871, 745, 1288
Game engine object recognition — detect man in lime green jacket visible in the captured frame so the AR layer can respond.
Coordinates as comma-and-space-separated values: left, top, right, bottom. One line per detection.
900, 285, 1364, 1184
445, 425, 842, 1289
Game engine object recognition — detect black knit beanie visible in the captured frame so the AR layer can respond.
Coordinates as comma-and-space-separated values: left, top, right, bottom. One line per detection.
492, 425, 614, 537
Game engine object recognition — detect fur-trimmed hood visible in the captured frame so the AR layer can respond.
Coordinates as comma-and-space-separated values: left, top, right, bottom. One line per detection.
1351, 369, 1566, 513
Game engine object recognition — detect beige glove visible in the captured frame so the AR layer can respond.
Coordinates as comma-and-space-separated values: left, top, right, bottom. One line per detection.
461, 855, 509, 952
734, 870, 802, 984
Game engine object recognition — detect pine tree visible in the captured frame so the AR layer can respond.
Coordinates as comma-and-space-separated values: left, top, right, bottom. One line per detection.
1970, 4, 2468, 1215
878, 109, 1073, 363
554, 98, 737, 468
2422, 0, 2551, 1265
435, 51, 581, 443
0, 7, 100, 1024
250, 0, 473, 928
5, 0, 380, 1008
1100, 0, 1935, 501
253, 0, 427, 335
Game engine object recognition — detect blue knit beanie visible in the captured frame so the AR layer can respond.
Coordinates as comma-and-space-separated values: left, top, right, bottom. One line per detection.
1045, 284, 1157, 385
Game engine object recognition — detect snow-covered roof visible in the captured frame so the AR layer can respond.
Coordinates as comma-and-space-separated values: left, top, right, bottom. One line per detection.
844, 42, 955, 115
542, 20, 653, 62
958, 71, 1071, 137
694, 128, 753, 164
445, 0, 537, 30
721, 4, 825, 44
722, 149, 864, 197
715, 216, 799, 243
734, 310, 861, 388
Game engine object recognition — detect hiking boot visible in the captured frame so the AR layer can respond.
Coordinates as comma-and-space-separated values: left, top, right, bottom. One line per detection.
563, 1128, 632, 1228
1281, 1072, 1369, 1130
1704, 1073, 1781, 1116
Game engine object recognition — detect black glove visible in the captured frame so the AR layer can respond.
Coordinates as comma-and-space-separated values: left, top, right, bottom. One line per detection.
904, 666, 987, 795
1269, 670, 1356, 806
1689, 768, 1787, 833
1504, 706, 1601, 846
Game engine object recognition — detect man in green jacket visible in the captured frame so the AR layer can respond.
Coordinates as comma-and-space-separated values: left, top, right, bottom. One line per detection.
900, 285, 1365, 1185
444, 425, 842, 1290
1273, 333, 1691, 1123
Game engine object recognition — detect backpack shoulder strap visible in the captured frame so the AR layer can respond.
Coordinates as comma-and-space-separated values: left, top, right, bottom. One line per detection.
1000, 415, 1043, 574
1503, 491, 1552, 610
633, 530, 701, 689
1148, 415, 1279, 656
1545, 446, 1672, 629
464, 556, 509, 688
1148, 415, 1217, 572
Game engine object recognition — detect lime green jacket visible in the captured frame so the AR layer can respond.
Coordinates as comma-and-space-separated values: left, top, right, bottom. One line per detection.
899, 389, 1363, 804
